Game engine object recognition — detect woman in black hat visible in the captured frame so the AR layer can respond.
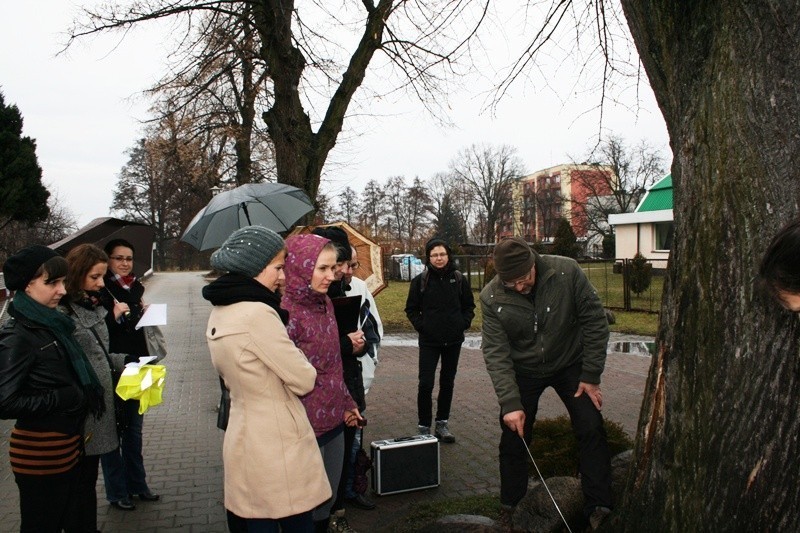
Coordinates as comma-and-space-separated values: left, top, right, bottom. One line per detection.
0, 245, 104, 532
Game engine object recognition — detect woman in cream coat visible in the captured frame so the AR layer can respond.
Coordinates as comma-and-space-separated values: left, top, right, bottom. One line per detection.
202, 226, 330, 533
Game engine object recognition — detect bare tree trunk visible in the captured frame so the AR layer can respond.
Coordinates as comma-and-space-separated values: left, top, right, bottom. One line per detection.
618, 2, 800, 529
254, 0, 391, 202
484, 212, 498, 245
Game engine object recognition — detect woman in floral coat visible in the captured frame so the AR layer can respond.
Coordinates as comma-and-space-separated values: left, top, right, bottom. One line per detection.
282, 233, 363, 532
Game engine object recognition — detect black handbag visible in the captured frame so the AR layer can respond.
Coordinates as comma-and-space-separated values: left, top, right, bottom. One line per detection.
216, 376, 231, 430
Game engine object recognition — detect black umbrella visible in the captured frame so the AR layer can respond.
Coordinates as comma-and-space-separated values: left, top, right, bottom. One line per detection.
181, 182, 314, 251
50, 217, 156, 278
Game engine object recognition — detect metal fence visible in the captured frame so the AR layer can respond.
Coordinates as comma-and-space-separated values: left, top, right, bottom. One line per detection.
579, 258, 667, 313
384, 254, 667, 313
384, 254, 490, 290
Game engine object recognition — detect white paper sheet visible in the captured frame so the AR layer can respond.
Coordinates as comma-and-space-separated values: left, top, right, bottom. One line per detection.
135, 304, 167, 329
121, 356, 158, 375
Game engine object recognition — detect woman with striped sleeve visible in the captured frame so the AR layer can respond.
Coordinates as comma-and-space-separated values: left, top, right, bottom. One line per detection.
0, 245, 104, 532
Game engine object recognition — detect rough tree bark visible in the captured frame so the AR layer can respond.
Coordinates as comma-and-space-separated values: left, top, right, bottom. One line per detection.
227, 4, 261, 184
618, 2, 800, 530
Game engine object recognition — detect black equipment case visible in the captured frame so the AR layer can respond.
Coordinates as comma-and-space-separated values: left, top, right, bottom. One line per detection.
370, 435, 440, 495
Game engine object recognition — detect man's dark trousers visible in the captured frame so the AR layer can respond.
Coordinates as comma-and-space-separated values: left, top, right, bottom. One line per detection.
498, 361, 613, 516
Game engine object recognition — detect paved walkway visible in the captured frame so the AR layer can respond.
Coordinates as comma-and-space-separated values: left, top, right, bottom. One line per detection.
0, 272, 652, 532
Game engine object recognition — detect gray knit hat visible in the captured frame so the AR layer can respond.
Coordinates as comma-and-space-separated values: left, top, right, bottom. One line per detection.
210, 226, 285, 277
494, 237, 536, 282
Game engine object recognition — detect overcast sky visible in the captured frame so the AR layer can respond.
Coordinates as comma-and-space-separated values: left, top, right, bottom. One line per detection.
1, 2, 671, 227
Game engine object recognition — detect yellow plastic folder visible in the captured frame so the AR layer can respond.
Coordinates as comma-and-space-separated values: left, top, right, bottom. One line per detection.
115, 364, 167, 414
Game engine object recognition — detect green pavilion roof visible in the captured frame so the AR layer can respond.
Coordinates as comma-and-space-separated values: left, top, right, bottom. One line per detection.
637, 174, 673, 212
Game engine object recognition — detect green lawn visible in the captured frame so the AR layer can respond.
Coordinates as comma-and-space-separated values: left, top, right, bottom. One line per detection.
375, 277, 659, 337
580, 261, 664, 314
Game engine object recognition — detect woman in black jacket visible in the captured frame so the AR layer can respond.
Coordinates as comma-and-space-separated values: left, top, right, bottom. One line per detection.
98, 238, 160, 510
0, 245, 104, 532
404, 238, 475, 443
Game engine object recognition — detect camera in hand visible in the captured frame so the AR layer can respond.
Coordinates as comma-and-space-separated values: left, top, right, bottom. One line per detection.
357, 417, 368, 428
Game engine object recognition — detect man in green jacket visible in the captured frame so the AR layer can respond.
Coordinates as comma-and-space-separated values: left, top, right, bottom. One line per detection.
480, 237, 612, 528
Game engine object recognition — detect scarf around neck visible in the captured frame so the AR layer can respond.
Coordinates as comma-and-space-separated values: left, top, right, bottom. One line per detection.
109, 272, 137, 291
202, 273, 289, 325
428, 262, 455, 277
73, 290, 103, 310
10, 291, 106, 417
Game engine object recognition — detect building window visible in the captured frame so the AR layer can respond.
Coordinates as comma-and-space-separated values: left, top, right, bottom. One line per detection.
654, 222, 674, 251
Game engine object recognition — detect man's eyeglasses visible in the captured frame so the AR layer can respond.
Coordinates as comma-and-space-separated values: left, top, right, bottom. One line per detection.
502, 266, 535, 289
110, 255, 134, 263
429, 253, 448, 259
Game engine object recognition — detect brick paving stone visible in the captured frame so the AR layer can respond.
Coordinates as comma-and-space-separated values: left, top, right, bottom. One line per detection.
0, 272, 651, 533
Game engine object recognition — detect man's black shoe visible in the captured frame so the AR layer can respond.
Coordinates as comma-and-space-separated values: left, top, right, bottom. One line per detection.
110, 498, 136, 510
132, 491, 161, 502
345, 493, 376, 510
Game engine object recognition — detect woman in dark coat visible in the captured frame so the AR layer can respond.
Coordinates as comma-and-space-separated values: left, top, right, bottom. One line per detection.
98, 238, 160, 510
0, 245, 103, 532
404, 238, 475, 443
